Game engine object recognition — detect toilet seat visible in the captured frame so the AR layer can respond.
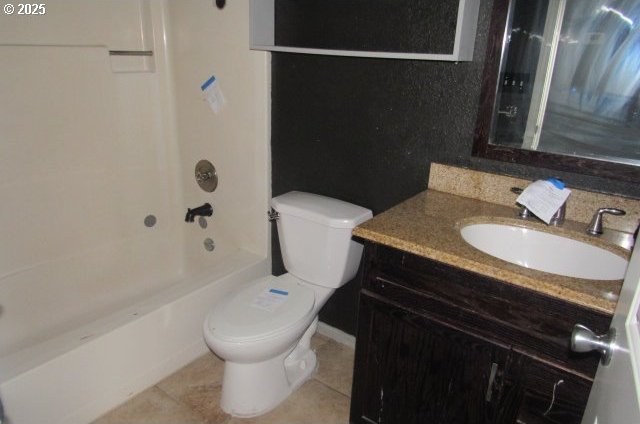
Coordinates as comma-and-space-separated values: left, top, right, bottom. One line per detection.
206, 274, 315, 343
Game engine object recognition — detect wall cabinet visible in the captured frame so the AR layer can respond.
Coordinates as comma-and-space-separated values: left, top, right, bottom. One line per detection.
350, 243, 610, 424
250, 0, 480, 61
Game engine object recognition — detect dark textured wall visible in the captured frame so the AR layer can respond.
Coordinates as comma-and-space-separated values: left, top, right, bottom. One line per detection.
271, 0, 640, 336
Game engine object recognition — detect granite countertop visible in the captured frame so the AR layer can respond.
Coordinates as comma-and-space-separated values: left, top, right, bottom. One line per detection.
353, 190, 631, 315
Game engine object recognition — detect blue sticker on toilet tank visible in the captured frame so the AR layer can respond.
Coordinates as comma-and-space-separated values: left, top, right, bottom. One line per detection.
269, 289, 288, 296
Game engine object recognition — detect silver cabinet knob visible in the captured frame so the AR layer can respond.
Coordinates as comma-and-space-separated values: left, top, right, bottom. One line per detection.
571, 324, 616, 365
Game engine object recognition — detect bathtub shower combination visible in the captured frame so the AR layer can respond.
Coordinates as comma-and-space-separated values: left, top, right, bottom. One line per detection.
0, 1, 270, 423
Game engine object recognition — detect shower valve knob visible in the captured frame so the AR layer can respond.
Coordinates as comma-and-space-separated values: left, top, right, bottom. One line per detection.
196, 171, 213, 183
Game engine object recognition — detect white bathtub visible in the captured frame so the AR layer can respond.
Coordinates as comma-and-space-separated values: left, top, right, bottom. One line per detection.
0, 245, 268, 424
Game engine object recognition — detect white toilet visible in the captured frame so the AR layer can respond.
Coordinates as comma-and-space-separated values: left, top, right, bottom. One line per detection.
203, 191, 372, 417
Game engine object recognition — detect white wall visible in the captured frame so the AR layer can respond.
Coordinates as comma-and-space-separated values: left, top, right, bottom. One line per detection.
0, 1, 184, 356
165, 0, 270, 269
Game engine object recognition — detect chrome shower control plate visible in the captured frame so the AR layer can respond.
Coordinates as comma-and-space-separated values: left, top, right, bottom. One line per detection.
195, 160, 218, 192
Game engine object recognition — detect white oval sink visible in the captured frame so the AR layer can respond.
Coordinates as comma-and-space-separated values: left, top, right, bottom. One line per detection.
460, 223, 628, 280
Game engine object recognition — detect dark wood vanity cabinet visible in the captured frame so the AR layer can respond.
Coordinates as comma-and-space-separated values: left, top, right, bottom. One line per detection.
350, 243, 612, 424
354, 292, 522, 424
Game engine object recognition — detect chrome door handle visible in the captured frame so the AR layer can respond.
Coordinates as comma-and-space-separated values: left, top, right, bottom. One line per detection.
571, 324, 616, 365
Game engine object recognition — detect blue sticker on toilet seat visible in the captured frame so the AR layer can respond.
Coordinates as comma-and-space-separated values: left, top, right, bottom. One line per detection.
251, 288, 289, 312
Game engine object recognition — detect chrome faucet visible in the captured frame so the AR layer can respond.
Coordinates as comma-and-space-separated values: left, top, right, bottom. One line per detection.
549, 202, 566, 226
511, 186, 566, 226
586, 208, 626, 235
510, 187, 532, 219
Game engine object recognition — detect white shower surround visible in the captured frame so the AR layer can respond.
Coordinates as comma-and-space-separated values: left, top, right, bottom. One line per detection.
0, 1, 270, 423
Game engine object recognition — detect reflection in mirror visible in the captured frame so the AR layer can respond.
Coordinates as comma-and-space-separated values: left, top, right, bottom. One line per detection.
491, 0, 640, 166
494, 0, 640, 165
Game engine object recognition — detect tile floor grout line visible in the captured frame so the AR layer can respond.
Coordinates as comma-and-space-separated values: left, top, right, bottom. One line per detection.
310, 377, 353, 400
312, 378, 353, 398
153, 382, 217, 424
152, 384, 184, 407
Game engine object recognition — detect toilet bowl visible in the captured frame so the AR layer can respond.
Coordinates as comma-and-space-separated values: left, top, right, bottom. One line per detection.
203, 191, 372, 417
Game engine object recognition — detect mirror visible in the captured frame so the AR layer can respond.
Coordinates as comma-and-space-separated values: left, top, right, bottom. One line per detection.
474, 0, 640, 182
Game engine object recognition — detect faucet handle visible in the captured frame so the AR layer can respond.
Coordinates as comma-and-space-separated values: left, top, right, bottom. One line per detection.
586, 208, 626, 235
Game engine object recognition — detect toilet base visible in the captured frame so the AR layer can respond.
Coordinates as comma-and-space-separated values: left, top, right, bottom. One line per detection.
219, 318, 318, 417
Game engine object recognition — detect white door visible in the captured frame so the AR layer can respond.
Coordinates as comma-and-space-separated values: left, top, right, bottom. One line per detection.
579, 241, 640, 423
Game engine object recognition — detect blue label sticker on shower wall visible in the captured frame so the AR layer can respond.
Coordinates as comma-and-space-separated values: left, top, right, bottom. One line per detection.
269, 289, 289, 296
201, 74, 225, 114
201, 75, 216, 91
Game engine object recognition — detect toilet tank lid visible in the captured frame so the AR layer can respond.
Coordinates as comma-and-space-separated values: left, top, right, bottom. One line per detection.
272, 191, 372, 229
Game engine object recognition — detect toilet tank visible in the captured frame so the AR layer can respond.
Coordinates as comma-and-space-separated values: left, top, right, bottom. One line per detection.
272, 192, 373, 288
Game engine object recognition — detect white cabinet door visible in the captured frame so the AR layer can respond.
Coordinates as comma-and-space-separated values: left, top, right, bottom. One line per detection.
581, 241, 640, 424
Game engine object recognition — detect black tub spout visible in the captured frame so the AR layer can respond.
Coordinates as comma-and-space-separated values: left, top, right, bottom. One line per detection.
185, 203, 213, 222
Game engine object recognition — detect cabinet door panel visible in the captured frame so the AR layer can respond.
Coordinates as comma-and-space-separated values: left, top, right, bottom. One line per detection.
516, 360, 591, 424
353, 292, 521, 424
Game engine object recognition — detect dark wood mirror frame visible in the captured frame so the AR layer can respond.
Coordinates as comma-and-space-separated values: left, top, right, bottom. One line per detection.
473, 0, 640, 183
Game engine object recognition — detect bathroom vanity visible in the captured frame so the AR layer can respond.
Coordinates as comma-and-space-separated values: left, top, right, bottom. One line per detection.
349, 185, 631, 424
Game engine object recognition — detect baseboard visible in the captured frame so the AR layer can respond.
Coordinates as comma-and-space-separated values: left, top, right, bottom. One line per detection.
316, 322, 356, 349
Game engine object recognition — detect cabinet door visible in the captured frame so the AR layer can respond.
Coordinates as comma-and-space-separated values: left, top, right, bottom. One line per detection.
515, 360, 592, 424
351, 292, 522, 424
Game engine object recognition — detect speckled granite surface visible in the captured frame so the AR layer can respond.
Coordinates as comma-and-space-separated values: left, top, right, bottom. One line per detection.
429, 163, 640, 233
353, 190, 631, 315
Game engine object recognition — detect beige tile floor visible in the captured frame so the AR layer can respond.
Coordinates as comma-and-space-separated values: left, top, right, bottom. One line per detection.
93, 334, 354, 424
